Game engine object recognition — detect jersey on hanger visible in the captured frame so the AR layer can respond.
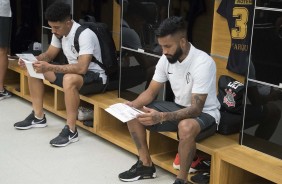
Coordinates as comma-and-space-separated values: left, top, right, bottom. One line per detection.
217, 0, 255, 75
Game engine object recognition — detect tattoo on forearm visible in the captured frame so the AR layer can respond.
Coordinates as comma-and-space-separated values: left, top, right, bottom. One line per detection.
40, 53, 51, 62
165, 94, 206, 121
131, 132, 142, 150
49, 64, 78, 73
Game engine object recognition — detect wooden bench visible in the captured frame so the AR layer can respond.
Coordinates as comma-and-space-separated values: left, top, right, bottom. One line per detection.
5, 59, 244, 183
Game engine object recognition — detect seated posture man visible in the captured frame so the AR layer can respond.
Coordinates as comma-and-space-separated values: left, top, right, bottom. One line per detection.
14, 2, 106, 147
118, 16, 220, 184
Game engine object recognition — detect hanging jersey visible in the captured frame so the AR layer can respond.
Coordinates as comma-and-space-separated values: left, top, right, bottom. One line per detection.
217, 0, 255, 75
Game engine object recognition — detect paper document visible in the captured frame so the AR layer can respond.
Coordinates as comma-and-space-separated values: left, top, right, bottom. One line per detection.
105, 103, 144, 123
16, 53, 45, 80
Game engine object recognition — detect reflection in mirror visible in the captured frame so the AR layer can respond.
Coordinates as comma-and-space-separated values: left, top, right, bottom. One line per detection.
241, 79, 282, 159
121, 0, 169, 55
256, 0, 282, 9
119, 48, 162, 101
251, 9, 282, 84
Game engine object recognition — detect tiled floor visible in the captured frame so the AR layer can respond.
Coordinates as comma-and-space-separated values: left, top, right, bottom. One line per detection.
0, 96, 175, 184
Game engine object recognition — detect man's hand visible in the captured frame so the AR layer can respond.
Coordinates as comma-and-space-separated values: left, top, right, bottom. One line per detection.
18, 58, 26, 68
136, 106, 162, 126
33, 61, 50, 73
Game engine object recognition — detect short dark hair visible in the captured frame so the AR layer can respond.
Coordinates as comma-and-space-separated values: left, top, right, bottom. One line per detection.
45, 2, 71, 22
156, 16, 186, 38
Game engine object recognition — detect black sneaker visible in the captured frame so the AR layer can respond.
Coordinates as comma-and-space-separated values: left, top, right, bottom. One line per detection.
0, 88, 11, 100
14, 111, 47, 130
191, 172, 210, 184
189, 156, 211, 173
119, 160, 157, 182
173, 178, 190, 184
50, 125, 79, 147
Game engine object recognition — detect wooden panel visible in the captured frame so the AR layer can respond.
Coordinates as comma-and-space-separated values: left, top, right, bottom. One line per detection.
217, 145, 282, 183
211, 0, 231, 57
213, 56, 245, 84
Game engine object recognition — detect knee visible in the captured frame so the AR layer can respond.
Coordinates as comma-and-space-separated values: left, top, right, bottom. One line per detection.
178, 121, 196, 140
62, 74, 82, 90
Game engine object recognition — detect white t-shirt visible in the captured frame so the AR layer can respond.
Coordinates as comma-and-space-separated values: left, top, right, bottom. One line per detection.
153, 43, 221, 123
0, 0, 12, 17
51, 21, 107, 84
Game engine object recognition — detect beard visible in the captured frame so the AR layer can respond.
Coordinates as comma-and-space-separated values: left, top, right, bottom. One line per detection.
54, 34, 63, 39
165, 46, 183, 64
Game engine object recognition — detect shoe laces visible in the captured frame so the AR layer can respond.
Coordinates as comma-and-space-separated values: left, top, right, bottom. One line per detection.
128, 160, 141, 173
59, 126, 72, 137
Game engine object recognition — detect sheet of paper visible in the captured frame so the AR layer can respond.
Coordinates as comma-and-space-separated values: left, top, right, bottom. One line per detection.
105, 103, 144, 123
16, 54, 45, 80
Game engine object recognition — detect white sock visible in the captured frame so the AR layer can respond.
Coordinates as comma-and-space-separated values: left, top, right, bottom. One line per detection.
35, 115, 44, 120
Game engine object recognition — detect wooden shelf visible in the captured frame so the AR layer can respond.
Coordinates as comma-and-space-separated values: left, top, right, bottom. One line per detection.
215, 145, 282, 184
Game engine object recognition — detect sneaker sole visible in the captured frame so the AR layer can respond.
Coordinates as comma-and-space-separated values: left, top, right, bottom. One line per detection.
50, 137, 79, 147
14, 123, 47, 130
0, 95, 11, 101
119, 172, 156, 182
173, 164, 198, 173
173, 163, 180, 170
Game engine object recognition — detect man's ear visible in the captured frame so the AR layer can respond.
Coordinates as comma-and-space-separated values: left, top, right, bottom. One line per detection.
180, 37, 187, 49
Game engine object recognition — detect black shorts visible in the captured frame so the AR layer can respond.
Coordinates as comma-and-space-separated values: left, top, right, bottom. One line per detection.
51, 71, 106, 95
0, 17, 12, 47
145, 101, 216, 139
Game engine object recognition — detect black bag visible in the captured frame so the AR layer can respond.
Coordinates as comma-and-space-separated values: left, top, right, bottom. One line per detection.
217, 75, 245, 135
74, 19, 119, 88
217, 75, 245, 114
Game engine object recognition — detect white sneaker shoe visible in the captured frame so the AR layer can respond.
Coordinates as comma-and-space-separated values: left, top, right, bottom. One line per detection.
78, 106, 93, 121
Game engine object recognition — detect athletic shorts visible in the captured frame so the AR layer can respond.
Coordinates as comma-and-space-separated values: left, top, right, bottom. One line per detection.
51, 71, 106, 95
145, 101, 216, 133
0, 17, 12, 47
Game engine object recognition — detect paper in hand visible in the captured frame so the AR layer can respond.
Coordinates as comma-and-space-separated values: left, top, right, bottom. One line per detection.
16, 53, 45, 80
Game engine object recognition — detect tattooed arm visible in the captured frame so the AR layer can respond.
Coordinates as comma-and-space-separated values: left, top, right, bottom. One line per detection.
33, 54, 92, 74
36, 45, 61, 62
137, 93, 207, 126
164, 93, 207, 121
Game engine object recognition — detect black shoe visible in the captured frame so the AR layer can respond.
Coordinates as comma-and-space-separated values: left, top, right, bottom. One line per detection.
50, 125, 79, 147
119, 160, 156, 182
173, 178, 189, 184
14, 111, 47, 130
0, 88, 12, 100
191, 172, 210, 184
189, 156, 211, 173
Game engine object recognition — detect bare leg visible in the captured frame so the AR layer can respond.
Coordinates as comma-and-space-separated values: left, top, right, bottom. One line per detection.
62, 74, 83, 132
0, 47, 9, 90
177, 119, 201, 181
28, 76, 45, 118
127, 119, 152, 166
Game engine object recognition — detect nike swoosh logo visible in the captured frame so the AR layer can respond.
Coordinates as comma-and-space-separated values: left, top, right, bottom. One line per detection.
69, 131, 78, 140
168, 72, 173, 74
31, 119, 45, 125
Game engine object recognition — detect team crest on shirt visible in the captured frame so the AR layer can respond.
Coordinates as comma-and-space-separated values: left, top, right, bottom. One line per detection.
223, 89, 236, 107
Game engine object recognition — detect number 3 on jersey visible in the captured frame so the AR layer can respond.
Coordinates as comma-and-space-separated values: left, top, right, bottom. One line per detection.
232, 7, 248, 39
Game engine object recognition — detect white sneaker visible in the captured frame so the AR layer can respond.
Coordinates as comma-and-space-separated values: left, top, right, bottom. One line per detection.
78, 106, 93, 121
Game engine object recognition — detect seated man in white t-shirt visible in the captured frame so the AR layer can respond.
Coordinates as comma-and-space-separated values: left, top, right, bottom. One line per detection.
14, 2, 106, 147
118, 16, 220, 184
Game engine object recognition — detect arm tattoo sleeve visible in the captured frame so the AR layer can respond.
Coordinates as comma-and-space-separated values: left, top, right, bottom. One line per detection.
39, 53, 52, 62
165, 94, 206, 121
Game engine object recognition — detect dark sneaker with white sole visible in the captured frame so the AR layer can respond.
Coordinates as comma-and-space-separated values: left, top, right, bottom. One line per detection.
14, 111, 47, 130
0, 88, 12, 100
50, 125, 79, 147
191, 172, 210, 184
173, 178, 191, 184
119, 160, 156, 182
